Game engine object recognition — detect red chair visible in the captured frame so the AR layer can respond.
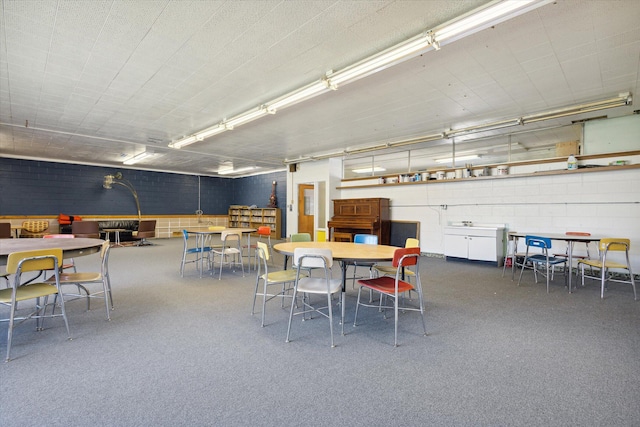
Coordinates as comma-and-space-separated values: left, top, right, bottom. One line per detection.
354, 247, 426, 347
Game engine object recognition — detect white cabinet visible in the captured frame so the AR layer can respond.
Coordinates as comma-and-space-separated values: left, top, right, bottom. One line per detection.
444, 226, 504, 266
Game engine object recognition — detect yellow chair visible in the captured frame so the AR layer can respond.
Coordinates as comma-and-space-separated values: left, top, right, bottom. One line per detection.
45, 240, 114, 320
0, 248, 71, 362
373, 238, 419, 278
20, 220, 50, 238
578, 238, 637, 300
252, 241, 304, 327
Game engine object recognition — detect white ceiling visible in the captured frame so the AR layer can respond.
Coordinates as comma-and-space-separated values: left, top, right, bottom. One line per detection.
1, 0, 639, 177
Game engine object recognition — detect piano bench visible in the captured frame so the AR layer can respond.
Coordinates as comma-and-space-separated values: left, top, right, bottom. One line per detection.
333, 232, 353, 242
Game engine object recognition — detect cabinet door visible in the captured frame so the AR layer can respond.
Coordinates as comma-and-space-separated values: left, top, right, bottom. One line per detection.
468, 236, 497, 262
444, 234, 468, 258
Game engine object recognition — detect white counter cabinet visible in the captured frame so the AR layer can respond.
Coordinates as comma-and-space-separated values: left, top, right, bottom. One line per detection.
444, 226, 505, 266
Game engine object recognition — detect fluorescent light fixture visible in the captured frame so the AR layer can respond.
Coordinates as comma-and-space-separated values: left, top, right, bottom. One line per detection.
435, 154, 480, 164
352, 166, 386, 174
123, 151, 153, 165
217, 166, 257, 175
433, 0, 552, 45
328, 34, 434, 87
224, 108, 269, 129
267, 80, 332, 112
196, 124, 226, 140
169, 135, 197, 149
522, 93, 632, 124
446, 118, 522, 137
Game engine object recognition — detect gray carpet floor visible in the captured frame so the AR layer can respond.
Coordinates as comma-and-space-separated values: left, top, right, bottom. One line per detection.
1, 237, 639, 426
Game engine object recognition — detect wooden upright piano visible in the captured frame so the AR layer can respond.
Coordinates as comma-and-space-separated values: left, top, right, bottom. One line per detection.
327, 198, 390, 245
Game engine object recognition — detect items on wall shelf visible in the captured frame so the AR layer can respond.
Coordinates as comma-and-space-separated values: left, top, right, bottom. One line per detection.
337, 150, 640, 190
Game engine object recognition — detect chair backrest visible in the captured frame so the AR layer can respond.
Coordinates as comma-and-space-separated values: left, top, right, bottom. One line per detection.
208, 226, 225, 231
405, 238, 420, 248
0, 222, 11, 238
354, 234, 378, 244
525, 235, 552, 250
72, 221, 100, 238
222, 231, 241, 246
136, 220, 156, 238
256, 241, 270, 262
392, 247, 420, 268
7, 248, 63, 275
291, 233, 311, 242
257, 226, 271, 236
43, 234, 75, 239
293, 248, 333, 269
599, 238, 630, 253
20, 220, 50, 237
22, 220, 49, 233
99, 240, 111, 274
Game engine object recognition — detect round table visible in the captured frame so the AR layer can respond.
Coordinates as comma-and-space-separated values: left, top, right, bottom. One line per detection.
274, 241, 400, 326
0, 238, 104, 266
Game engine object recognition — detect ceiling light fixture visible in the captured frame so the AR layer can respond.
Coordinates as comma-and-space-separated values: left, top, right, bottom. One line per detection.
196, 124, 226, 140
267, 80, 333, 113
168, 135, 198, 149
445, 118, 523, 138
217, 166, 258, 176
522, 93, 632, 124
352, 166, 386, 174
123, 151, 153, 165
435, 154, 480, 164
433, 0, 553, 46
224, 107, 270, 129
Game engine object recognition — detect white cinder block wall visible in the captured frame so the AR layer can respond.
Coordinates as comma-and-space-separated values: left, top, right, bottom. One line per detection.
339, 161, 640, 271
288, 156, 640, 270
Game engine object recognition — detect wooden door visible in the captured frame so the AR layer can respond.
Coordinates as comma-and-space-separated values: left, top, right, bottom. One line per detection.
297, 184, 314, 240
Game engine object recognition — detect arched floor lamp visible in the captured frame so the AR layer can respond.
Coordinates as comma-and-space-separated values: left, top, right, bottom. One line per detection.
103, 172, 141, 220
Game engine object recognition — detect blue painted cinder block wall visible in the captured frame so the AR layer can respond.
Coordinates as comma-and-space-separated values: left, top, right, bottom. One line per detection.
0, 158, 287, 233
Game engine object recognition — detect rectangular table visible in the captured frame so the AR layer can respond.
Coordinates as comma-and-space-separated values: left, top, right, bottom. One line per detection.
507, 232, 602, 293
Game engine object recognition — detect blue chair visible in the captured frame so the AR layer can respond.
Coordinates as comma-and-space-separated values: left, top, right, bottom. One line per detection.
517, 235, 568, 293
348, 234, 379, 288
180, 230, 212, 277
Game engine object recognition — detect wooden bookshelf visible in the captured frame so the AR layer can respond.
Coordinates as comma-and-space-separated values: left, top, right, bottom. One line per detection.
228, 206, 281, 239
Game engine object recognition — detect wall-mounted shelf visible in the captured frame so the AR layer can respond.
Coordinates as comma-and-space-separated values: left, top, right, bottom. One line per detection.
337, 150, 640, 190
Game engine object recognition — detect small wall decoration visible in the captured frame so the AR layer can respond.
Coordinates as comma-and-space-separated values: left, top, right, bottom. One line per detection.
268, 180, 278, 208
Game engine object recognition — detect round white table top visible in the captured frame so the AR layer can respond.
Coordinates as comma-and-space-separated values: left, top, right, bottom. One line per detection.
0, 238, 104, 265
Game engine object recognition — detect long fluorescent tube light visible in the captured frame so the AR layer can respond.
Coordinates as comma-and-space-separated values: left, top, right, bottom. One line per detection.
522, 93, 632, 124
328, 34, 434, 87
169, 135, 198, 149
224, 108, 269, 129
123, 151, 153, 165
267, 81, 332, 112
352, 166, 386, 174
196, 124, 226, 140
433, 0, 552, 45
435, 154, 480, 164
446, 118, 522, 137
217, 166, 257, 175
